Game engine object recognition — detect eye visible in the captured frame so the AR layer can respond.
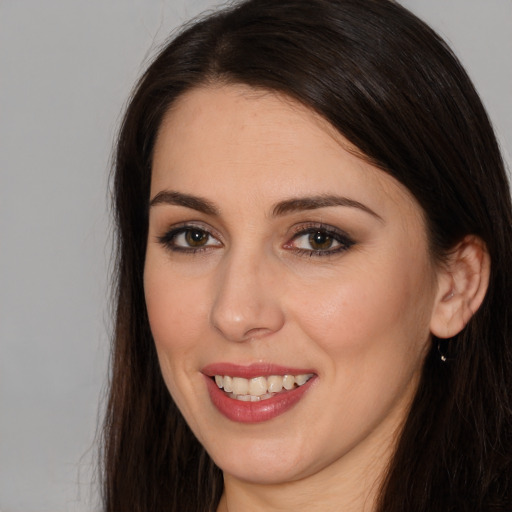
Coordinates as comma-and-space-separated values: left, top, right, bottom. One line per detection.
298, 231, 338, 251
286, 225, 355, 257
158, 226, 222, 253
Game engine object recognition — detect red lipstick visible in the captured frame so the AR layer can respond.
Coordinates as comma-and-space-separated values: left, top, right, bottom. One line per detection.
202, 363, 316, 423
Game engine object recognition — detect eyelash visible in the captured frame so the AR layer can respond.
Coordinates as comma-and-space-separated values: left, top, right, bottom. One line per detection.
157, 223, 355, 257
287, 223, 355, 257
157, 224, 220, 254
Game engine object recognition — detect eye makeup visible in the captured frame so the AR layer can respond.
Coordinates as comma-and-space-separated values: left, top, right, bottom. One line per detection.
157, 222, 223, 254
284, 222, 355, 258
156, 220, 355, 258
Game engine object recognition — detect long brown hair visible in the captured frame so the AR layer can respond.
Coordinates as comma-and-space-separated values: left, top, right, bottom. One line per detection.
103, 0, 512, 510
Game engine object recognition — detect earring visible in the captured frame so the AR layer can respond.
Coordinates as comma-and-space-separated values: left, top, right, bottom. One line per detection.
437, 338, 455, 363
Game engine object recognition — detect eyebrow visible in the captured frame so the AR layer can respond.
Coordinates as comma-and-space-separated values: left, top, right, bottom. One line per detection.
272, 195, 383, 221
149, 190, 382, 221
149, 190, 219, 216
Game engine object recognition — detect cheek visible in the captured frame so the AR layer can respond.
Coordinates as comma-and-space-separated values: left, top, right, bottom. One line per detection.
145, 256, 204, 336
144, 262, 210, 383
291, 254, 435, 366
144, 265, 214, 426
288, 258, 435, 440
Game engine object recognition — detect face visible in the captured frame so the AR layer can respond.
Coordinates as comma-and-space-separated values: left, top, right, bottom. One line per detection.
144, 84, 442, 487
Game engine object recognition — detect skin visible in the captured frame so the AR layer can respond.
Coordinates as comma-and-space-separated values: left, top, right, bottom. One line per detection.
144, 84, 453, 511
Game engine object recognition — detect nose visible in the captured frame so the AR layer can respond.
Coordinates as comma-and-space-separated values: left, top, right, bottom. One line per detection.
210, 249, 285, 342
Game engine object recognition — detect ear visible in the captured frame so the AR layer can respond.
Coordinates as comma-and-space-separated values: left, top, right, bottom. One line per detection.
430, 235, 490, 339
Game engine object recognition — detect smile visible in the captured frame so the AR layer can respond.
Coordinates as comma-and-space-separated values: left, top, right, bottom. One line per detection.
214, 374, 314, 401
202, 364, 317, 423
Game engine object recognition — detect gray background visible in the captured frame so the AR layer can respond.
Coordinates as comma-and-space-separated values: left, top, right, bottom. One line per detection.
1, 1, 510, 510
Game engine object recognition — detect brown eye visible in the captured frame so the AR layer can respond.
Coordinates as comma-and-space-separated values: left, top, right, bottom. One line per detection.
287, 225, 355, 257
308, 231, 334, 250
158, 226, 222, 252
185, 229, 209, 247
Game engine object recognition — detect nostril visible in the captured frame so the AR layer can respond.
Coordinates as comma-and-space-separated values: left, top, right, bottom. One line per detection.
243, 327, 276, 341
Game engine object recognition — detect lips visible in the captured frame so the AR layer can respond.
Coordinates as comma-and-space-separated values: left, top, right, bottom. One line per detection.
202, 363, 317, 423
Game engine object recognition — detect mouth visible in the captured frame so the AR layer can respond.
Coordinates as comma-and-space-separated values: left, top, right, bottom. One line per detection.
202, 364, 317, 423
213, 373, 314, 402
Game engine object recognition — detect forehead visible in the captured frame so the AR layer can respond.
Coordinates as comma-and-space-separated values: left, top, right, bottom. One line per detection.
151, 84, 422, 223
154, 84, 350, 169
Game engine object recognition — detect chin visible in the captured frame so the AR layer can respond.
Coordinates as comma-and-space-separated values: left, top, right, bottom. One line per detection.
216, 455, 307, 485
206, 431, 325, 485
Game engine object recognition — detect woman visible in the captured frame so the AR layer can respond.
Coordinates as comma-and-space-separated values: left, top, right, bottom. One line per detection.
102, 0, 512, 510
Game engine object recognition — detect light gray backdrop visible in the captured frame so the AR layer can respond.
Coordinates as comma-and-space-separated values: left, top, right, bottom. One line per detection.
1, 1, 510, 511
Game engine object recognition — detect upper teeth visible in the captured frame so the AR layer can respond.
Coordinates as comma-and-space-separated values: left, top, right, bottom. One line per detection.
214, 374, 313, 398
